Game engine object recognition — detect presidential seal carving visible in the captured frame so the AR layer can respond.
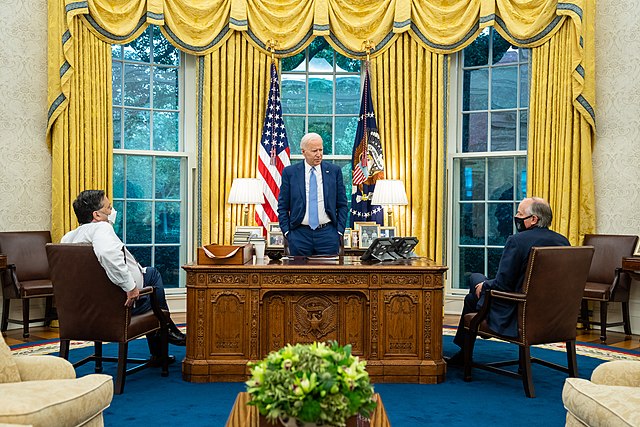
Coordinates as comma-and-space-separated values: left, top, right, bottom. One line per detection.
294, 295, 337, 340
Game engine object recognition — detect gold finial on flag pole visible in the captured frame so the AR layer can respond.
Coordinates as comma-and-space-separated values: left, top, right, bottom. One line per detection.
362, 40, 374, 62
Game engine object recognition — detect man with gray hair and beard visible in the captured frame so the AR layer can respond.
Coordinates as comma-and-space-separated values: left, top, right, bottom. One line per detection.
447, 197, 570, 366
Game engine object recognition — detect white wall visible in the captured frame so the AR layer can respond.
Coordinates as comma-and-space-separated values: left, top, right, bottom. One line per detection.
0, 1, 639, 331
592, 0, 640, 331
0, 0, 50, 230
0, 0, 50, 327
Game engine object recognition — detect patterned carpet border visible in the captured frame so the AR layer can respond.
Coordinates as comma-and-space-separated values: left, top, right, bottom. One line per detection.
441, 326, 640, 361
10, 326, 640, 362
9, 325, 188, 356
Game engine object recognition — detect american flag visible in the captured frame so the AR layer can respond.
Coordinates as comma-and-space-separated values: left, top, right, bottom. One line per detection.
349, 66, 384, 227
256, 62, 290, 233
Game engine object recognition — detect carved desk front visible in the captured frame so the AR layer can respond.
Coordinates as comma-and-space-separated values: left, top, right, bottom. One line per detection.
182, 256, 448, 384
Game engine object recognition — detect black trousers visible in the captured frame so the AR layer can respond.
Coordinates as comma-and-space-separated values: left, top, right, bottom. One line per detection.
453, 272, 488, 348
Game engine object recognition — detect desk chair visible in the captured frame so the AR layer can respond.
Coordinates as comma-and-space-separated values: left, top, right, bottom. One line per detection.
580, 234, 639, 342
46, 243, 170, 394
0, 231, 56, 338
462, 246, 594, 398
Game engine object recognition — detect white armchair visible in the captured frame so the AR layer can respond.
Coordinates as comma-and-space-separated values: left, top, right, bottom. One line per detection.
563, 360, 640, 426
0, 334, 113, 427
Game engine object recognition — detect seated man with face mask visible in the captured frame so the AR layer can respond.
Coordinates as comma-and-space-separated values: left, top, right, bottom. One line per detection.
61, 190, 186, 363
447, 197, 570, 366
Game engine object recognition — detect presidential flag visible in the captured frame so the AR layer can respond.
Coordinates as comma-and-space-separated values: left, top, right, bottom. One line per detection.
256, 62, 290, 233
349, 66, 384, 227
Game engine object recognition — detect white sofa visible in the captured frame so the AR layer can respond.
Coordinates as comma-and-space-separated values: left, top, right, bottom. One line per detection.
563, 360, 640, 426
0, 334, 113, 427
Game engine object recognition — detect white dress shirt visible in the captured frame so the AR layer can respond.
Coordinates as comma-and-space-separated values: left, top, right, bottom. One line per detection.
61, 222, 144, 292
302, 161, 331, 226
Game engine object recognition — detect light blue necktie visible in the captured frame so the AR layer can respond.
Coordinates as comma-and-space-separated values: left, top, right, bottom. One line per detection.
309, 167, 319, 230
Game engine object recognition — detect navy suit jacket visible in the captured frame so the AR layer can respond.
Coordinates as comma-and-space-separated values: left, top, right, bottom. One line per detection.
277, 160, 348, 235
481, 226, 570, 337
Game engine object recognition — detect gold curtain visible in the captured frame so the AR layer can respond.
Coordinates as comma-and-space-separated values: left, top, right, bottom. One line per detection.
198, 33, 270, 246
529, 22, 595, 244
46, 0, 596, 249
370, 35, 446, 261
49, 18, 113, 242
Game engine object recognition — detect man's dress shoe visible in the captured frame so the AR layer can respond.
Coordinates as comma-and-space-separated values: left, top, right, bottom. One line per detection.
149, 354, 176, 367
168, 328, 186, 346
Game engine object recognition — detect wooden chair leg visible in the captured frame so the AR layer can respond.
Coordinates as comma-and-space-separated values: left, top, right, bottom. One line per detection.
580, 300, 590, 329
462, 331, 477, 382
44, 296, 54, 325
95, 341, 103, 373
115, 342, 128, 395
599, 301, 608, 342
519, 346, 535, 398
622, 302, 632, 336
1, 298, 9, 332
21, 299, 30, 338
566, 341, 578, 377
59, 339, 70, 359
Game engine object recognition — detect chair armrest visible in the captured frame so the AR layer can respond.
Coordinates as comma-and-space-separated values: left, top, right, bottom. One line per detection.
139, 286, 154, 297
467, 289, 527, 332
591, 360, 640, 387
490, 290, 527, 302
14, 355, 76, 381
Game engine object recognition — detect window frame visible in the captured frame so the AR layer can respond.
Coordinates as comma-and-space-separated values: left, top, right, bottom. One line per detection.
446, 29, 530, 305
111, 28, 197, 291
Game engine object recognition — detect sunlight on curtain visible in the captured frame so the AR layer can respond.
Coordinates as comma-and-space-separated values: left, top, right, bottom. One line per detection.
198, 33, 270, 246
50, 19, 113, 242
370, 35, 447, 262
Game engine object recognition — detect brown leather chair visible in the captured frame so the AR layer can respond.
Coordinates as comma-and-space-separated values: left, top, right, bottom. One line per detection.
462, 246, 594, 398
46, 243, 170, 394
580, 234, 639, 342
0, 231, 56, 338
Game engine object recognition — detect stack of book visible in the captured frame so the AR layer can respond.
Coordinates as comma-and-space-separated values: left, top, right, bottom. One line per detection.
232, 231, 251, 245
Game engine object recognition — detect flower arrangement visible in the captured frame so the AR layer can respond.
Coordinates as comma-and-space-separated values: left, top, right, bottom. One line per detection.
246, 341, 376, 427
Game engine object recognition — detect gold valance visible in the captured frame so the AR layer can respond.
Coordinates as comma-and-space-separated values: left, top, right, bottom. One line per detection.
48, 0, 594, 137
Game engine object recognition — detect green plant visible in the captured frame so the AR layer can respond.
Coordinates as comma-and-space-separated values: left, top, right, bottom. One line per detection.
246, 341, 376, 426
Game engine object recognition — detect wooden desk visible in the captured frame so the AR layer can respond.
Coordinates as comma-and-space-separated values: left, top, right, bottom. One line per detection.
225, 392, 390, 427
622, 257, 640, 281
182, 256, 447, 384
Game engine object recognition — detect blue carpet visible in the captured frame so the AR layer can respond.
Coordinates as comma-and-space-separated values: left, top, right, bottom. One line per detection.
57, 335, 622, 427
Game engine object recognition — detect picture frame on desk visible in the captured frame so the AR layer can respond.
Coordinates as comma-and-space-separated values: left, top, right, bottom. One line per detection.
235, 226, 263, 239
353, 221, 377, 231
379, 226, 396, 239
268, 222, 281, 233
351, 230, 360, 249
268, 231, 285, 248
359, 224, 380, 249
343, 228, 352, 249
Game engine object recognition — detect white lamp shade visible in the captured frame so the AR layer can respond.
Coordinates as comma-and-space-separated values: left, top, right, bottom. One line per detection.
371, 179, 408, 206
228, 178, 265, 205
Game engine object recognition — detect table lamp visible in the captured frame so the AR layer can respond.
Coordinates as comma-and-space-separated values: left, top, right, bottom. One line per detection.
228, 178, 264, 226
371, 179, 408, 227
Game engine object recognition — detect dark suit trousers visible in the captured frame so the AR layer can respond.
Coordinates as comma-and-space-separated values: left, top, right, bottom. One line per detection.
288, 224, 339, 256
453, 272, 488, 348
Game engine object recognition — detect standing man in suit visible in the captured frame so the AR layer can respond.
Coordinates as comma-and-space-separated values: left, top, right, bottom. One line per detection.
447, 197, 570, 365
277, 133, 348, 256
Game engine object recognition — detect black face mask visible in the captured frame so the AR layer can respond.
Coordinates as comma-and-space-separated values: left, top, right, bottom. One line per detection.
514, 215, 533, 232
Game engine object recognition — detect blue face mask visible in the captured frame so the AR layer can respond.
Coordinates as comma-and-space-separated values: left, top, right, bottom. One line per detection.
513, 215, 533, 232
